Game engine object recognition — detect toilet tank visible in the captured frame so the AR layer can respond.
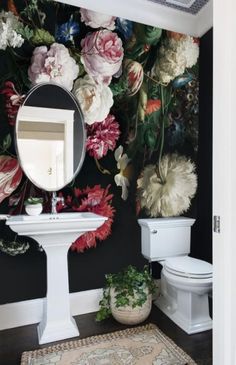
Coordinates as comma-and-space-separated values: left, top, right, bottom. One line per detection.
138, 217, 195, 261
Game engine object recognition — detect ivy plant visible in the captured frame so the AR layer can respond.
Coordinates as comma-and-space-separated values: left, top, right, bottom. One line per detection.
96, 265, 156, 321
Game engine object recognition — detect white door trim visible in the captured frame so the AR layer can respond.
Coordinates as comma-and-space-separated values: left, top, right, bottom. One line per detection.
213, 0, 236, 364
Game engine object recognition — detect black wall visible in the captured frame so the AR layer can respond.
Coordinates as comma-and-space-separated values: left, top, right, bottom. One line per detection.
0, 29, 213, 305
191, 29, 213, 263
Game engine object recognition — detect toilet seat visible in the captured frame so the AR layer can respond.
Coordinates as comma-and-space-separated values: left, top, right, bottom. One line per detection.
164, 256, 213, 279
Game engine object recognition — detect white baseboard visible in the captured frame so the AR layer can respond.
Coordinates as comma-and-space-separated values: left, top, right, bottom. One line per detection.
0, 288, 103, 331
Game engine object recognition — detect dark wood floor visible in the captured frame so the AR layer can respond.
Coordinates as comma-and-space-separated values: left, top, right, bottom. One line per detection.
0, 306, 212, 365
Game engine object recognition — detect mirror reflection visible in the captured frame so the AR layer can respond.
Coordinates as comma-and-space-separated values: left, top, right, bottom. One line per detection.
16, 84, 85, 192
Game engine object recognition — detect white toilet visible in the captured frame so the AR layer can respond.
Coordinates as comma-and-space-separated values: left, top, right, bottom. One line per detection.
138, 217, 212, 334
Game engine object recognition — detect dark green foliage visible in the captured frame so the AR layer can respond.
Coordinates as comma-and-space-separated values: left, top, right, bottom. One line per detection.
96, 265, 155, 321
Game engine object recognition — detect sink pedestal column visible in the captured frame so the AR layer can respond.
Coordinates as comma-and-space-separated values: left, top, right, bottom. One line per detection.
5, 212, 107, 345
35, 233, 81, 344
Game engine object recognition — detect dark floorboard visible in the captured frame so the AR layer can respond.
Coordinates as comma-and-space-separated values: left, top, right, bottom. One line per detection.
0, 306, 212, 365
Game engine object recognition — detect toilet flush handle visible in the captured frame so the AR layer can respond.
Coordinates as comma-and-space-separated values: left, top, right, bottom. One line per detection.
151, 229, 158, 234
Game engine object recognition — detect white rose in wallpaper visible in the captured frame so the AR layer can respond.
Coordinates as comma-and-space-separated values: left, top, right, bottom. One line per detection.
80, 8, 116, 30
73, 75, 114, 125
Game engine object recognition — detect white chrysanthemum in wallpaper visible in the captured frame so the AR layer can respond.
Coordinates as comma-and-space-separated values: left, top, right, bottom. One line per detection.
137, 154, 197, 217
0, 11, 24, 50
153, 35, 199, 84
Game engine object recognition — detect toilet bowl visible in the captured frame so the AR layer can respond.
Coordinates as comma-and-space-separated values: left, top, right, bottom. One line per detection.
156, 256, 212, 334
138, 217, 212, 334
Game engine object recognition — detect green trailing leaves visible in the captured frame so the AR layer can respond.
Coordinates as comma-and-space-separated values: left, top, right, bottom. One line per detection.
21, 0, 53, 21
96, 265, 156, 321
0, 239, 30, 256
95, 287, 111, 321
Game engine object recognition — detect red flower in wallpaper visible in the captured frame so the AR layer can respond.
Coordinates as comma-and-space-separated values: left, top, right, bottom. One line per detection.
0, 81, 25, 126
0, 155, 23, 203
59, 185, 115, 252
86, 114, 120, 159
145, 99, 161, 115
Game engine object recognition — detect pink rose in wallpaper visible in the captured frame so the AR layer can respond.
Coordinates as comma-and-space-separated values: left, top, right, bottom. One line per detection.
28, 43, 79, 91
80, 8, 116, 30
81, 30, 124, 85
0, 156, 23, 203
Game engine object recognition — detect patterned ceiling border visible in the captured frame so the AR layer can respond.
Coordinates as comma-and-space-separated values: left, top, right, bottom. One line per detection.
148, 0, 209, 14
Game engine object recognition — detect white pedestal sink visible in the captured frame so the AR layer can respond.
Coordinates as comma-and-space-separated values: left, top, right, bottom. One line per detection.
6, 212, 107, 344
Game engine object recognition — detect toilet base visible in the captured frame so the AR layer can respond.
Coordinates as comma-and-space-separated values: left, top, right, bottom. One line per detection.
155, 294, 212, 334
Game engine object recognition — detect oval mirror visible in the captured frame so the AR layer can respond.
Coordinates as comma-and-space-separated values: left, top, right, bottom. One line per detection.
16, 83, 86, 191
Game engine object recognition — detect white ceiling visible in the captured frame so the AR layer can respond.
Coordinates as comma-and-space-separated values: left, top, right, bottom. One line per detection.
56, 0, 212, 37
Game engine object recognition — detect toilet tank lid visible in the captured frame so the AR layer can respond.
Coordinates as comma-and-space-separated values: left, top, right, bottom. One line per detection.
138, 217, 195, 229
164, 256, 213, 276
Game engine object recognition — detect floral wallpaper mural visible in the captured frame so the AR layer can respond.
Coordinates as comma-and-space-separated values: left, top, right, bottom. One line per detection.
0, 1, 199, 256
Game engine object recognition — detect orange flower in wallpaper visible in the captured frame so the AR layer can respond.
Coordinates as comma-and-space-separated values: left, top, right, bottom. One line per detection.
145, 99, 161, 115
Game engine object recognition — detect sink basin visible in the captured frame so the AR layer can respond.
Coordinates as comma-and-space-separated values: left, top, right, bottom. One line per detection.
6, 211, 107, 345
6, 212, 107, 236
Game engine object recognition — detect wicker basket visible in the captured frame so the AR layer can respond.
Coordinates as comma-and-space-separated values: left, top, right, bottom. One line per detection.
110, 287, 152, 325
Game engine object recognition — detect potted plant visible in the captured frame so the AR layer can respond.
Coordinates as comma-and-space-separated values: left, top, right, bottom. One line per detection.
24, 197, 43, 216
96, 265, 156, 325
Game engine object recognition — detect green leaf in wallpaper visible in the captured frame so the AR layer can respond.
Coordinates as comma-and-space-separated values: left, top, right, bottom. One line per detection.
69, 50, 85, 77
161, 86, 173, 114
2, 133, 12, 152
32, 29, 55, 45
18, 66, 32, 90
144, 128, 158, 149
17, 25, 34, 42
134, 24, 162, 45
0, 134, 12, 154
2, 134, 12, 151
110, 78, 129, 97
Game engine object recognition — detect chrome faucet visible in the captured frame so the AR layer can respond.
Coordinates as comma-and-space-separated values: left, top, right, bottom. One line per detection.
51, 192, 64, 214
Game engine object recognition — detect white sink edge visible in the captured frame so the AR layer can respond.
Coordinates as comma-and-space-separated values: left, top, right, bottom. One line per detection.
6, 212, 108, 225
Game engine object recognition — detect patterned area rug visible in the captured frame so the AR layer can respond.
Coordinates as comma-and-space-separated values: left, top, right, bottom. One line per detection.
21, 324, 197, 365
